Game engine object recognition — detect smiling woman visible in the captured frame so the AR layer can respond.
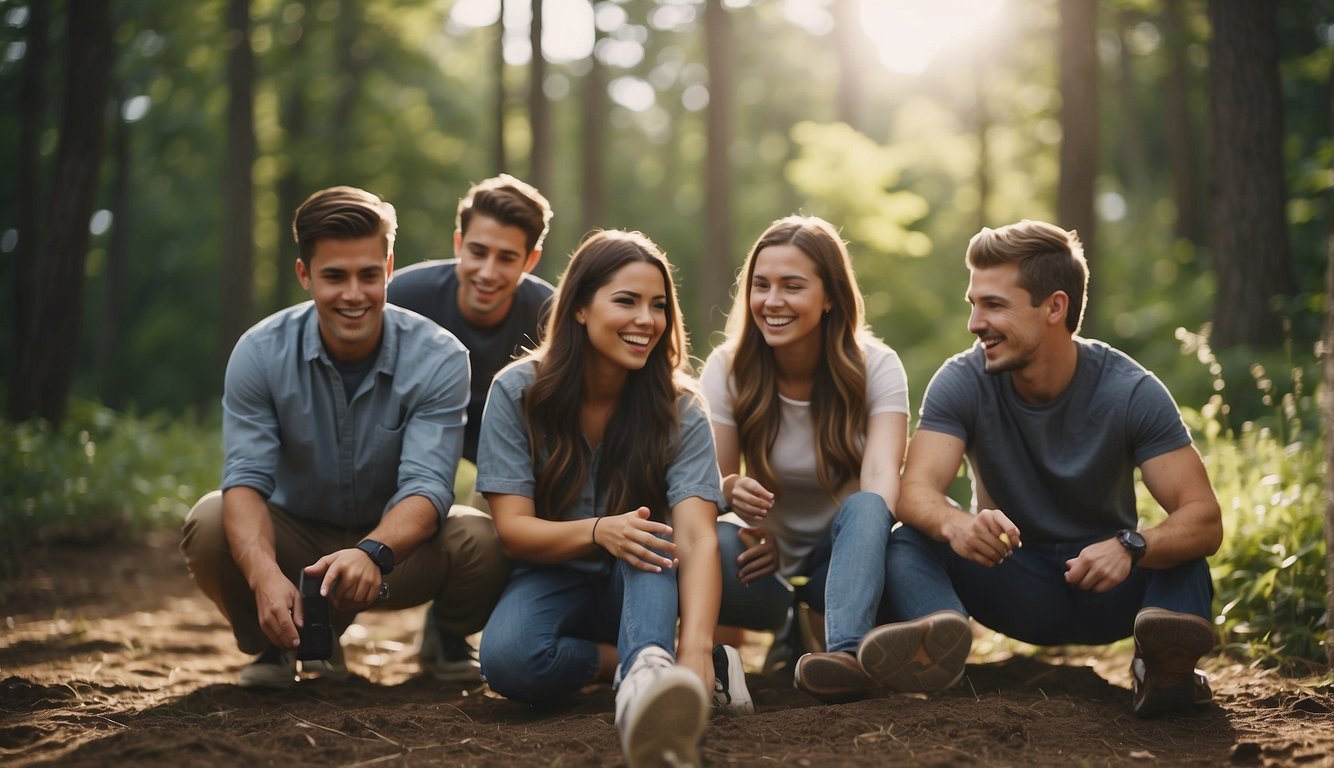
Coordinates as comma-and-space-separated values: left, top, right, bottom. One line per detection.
859, 0, 1005, 74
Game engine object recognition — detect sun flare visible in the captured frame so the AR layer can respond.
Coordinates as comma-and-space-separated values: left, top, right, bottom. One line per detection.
859, 0, 1005, 75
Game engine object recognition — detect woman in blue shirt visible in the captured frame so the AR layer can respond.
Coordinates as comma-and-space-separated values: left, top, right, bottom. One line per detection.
475, 230, 746, 767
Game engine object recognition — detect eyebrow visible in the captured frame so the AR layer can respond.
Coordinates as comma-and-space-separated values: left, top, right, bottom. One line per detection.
612, 289, 667, 300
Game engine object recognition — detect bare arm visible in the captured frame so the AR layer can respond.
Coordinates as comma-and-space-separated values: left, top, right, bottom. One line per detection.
712, 419, 779, 583
487, 493, 678, 572
673, 495, 722, 690
222, 485, 299, 650
899, 429, 1018, 566
859, 411, 908, 512
307, 495, 440, 611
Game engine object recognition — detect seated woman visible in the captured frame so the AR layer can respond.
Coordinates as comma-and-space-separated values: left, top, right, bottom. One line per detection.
476, 230, 750, 767
702, 215, 910, 703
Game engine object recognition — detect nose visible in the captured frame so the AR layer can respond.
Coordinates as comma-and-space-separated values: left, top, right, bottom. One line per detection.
477, 256, 498, 282
344, 275, 366, 302
967, 306, 984, 334
634, 303, 652, 326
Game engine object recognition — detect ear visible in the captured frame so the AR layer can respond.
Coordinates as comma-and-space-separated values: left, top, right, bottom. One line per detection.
295, 258, 311, 291
452, 229, 463, 257
385, 250, 395, 280
1046, 291, 1069, 328
575, 309, 586, 325
523, 246, 543, 274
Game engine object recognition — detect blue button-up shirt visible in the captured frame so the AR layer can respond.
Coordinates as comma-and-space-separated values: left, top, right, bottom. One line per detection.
221, 302, 470, 528
476, 359, 724, 572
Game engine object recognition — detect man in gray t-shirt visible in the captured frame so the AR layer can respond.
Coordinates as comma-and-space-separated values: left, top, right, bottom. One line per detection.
853, 220, 1220, 718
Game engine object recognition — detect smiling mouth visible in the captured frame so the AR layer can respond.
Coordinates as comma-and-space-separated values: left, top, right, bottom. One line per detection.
979, 335, 1002, 350
620, 333, 653, 347
764, 316, 795, 328
337, 308, 369, 319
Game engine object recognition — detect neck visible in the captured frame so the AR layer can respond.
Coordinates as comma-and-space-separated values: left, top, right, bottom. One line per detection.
1011, 335, 1079, 404
772, 333, 822, 398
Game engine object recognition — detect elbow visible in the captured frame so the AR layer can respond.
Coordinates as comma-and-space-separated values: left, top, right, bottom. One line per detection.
1204, 503, 1224, 556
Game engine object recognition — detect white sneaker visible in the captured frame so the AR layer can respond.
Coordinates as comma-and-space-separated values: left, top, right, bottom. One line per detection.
712, 644, 754, 715
615, 646, 708, 768
238, 646, 297, 689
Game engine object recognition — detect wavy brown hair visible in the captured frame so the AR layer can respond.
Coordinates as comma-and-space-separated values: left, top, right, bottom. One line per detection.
522, 230, 691, 521
722, 215, 868, 498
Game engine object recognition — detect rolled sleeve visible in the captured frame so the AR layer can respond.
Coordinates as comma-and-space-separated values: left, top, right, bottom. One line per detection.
665, 393, 725, 509
385, 346, 470, 524
476, 363, 538, 498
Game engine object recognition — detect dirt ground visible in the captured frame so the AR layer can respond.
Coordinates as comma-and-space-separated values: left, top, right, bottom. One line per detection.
2, 529, 1332, 767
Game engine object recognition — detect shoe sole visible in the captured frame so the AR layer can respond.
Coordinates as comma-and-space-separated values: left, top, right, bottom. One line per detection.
857, 611, 971, 693
624, 669, 708, 768
794, 653, 875, 704
1133, 609, 1215, 718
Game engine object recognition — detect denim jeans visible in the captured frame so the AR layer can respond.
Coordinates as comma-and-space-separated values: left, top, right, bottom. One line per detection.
885, 524, 1215, 646
718, 491, 897, 654
478, 558, 679, 703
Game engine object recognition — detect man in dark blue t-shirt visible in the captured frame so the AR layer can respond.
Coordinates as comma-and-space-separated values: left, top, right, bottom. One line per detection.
804, 220, 1222, 718
387, 175, 553, 680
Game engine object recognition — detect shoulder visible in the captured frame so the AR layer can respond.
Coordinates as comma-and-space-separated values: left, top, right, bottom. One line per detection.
392, 259, 457, 284
493, 356, 539, 393
385, 305, 467, 358
1078, 338, 1159, 387
517, 272, 556, 300
234, 303, 311, 354
700, 345, 735, 381
859, 334, 904, 372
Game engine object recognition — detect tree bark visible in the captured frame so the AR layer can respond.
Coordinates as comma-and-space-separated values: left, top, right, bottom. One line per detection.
1161, 0, 1203, 246
528, 0, 551, 192
832, 0, 862, 129
973, 56, 991, 233
702, 0, 736, 338
221, 0, 256, 374
1207, 0, 1294, 348
99, 89, 134, 406
274, 25, 307, 313
1057, 0, 1099, 322
494, 0, 507, 174
1323, 48, 1334, 669
580, 24, 607, 236
1114, 9, 1149, 216
10, 0, 115, 424
10, 0, 50, 420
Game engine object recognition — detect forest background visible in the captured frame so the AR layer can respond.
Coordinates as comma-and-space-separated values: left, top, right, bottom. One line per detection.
1, 0, 1332, 668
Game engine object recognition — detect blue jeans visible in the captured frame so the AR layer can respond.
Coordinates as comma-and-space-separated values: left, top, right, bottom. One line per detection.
479, 559, 679, 703
719, 491, 896, 654
885, 525, 1215, 646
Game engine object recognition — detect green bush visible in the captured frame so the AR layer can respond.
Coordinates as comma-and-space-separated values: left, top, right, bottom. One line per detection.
0, 400, 222, 571
1154, 328, 1328, 669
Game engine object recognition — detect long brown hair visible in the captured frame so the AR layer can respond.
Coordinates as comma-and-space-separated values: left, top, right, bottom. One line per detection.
523, 230, 691, 521
722, 215, 868, 498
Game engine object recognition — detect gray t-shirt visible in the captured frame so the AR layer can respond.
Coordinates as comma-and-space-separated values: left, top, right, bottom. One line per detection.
916, 338, 1190, 542
388, 259, 554, 463
476, 359, 724, 573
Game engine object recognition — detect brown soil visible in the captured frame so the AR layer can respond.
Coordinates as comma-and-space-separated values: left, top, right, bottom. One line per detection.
2, 530, 1332, 767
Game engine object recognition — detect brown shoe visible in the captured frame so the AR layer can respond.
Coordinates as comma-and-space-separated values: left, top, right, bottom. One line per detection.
794, 652, 877, 703
857, 610, 971, 693
1131, 608, 1215, 718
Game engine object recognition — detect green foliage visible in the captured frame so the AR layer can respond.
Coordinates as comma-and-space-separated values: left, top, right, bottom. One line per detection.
1143, 330, 1328, 669
0, 400, 221, 573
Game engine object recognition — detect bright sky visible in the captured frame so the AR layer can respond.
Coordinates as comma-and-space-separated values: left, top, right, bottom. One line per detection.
449, 0, 1007, 76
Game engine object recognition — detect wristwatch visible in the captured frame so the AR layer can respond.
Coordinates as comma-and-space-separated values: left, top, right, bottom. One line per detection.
355, 539, 395, 575
1116, 529, 1147, 566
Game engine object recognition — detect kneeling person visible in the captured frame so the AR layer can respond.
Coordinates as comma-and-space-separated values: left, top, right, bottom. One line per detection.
181, 186, 509, 688
881, 220, 1222, 717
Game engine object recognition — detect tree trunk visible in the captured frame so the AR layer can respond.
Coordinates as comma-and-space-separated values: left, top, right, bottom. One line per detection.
1162, 0, 1203, 246
832, 0, 861, 129
1057, 0, 1098, 326
10, 0, 50, 420
1207, 1, 1294, 348
702, 0, 735, 337
334, 0, 367, 158
973, 56, 991, 233
10, 0, 115, 424
1323, 49, 1334, 670
1114, 9, 1149, 216
580, 24, 607, 236
274, 26, 307, 313
221, 0, 256, 373
494, 0, 507, 174
528, 0, 551, 192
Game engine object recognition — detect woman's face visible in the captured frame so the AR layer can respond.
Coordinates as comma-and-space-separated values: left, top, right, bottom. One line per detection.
578, 261, 669, 373
748, 243, 830, 350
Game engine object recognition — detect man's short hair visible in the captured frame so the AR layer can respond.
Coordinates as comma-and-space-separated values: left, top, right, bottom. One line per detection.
456, 174, 553, 254
292, 186, 397, 266
966, 219, 1089, 334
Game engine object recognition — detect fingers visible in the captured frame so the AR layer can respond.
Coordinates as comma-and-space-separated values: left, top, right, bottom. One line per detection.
604, 511, 678, 572
732, 477, 774, 521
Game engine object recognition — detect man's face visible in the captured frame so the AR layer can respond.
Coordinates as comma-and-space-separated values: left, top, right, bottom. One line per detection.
965, 262, 1049, 374
296, 235, 392, 362
454, 214, 541, 328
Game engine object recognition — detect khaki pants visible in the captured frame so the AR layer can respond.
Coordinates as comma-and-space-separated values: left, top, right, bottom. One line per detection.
180, 490, 510, 655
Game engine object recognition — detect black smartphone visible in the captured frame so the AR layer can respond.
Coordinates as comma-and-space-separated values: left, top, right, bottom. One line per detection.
296, 572, 333, 661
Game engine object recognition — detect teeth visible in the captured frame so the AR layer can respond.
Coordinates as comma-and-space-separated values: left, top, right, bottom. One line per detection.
765, 316, 795, 327
338, 308, 368, 319
621, 334, 651, 346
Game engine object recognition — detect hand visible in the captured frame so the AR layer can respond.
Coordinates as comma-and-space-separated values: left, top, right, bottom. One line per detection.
676, 644, 715, 694
1064, 537, 1132, 592
941, 508, 1022, 567
253, 569, 301, 650
735, 526, 779, 584
306, 548, 383, 613
729, 476, 774, 525
593, 507, 678, 572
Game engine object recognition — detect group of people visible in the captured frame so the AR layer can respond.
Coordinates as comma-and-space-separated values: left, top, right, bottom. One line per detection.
181, 176, 1223, 768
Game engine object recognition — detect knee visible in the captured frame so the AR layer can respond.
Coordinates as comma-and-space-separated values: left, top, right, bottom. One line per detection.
180, 491, 228, 571
479, 630, 575, 702
835, 492, 893, 534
